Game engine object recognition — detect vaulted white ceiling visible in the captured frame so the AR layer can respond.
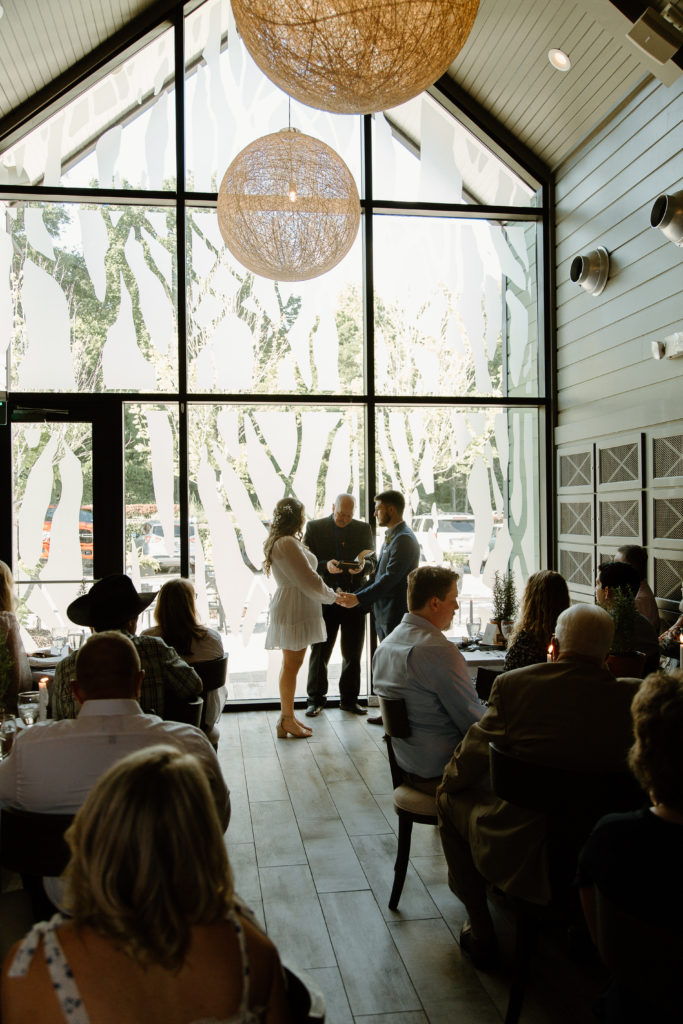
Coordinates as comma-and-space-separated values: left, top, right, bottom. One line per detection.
0, 0, 680, 170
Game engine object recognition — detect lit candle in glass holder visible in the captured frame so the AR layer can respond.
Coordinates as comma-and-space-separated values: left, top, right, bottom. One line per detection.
38, 678, 48, 722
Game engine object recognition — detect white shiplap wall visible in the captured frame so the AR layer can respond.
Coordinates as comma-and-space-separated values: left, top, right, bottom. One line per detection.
555, 74, 683, 446
554, 75, 683, 602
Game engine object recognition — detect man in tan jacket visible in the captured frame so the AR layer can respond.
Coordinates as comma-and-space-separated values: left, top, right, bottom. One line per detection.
437, 604, 640, 968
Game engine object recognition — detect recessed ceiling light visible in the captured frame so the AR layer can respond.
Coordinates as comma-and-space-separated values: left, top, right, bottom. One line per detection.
548, 48, 571, 71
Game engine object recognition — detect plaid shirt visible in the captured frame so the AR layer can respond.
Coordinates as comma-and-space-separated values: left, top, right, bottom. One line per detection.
53, 631, 201, 720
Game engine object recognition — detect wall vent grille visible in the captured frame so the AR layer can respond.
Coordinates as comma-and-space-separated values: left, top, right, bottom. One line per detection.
560, 501, 592, 537
654, 557, 683, 602
559, 548, 593, 588
599, 443, 639, 485
599, 498, 640, 537
653, 434, 683, 479
654, 497, 683, 541
559, 451, 592, 488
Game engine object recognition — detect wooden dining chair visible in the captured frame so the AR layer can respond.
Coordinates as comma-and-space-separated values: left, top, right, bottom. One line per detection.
163, 695, 203, 728
0, 807, 74, 922
282, 962, 326, 1023
474, 666, 500, 702
487, 742, 644, 1024
193, 653, 228, 736
377, 696, 438, 911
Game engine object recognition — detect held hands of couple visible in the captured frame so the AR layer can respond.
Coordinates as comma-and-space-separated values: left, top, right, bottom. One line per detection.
335, 590, 360, 608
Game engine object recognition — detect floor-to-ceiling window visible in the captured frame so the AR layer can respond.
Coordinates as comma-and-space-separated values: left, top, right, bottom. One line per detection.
0, 0, 550, 703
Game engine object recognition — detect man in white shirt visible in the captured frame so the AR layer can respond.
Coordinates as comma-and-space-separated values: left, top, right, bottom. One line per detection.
0, 631, 230, 830
372, 565, 483, 793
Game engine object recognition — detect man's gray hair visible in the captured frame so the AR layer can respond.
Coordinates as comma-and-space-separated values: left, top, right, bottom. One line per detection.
554, 604, 614, 660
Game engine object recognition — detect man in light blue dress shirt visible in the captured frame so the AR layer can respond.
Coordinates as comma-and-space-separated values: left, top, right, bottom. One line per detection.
372, 565, 483, 793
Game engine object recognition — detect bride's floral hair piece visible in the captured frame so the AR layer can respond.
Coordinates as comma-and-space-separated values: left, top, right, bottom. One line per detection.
263, 497, 305, 574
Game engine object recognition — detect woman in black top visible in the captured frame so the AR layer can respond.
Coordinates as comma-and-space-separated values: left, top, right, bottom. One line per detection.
502, 570, 569, 671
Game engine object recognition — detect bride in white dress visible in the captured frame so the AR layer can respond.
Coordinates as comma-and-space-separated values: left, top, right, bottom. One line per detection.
264, 498, 353, 738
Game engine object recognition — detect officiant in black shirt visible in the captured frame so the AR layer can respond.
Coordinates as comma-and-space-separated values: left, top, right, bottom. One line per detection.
304, 494, 375, 717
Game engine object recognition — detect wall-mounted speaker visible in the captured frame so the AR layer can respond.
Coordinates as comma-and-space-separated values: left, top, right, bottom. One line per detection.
650, 189, 683, 246
569, 246, 610, 295
627, 8, 683, 64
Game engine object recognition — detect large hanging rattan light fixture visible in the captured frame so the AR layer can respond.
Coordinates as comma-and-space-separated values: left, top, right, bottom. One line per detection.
231, 0, 480, 114
217, 128, 360, 282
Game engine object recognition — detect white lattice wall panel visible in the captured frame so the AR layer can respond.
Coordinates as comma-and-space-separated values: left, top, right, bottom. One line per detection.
597, 490, 643, 545
596, 435, 643, 492
652, 431, 683, 483
653, 553, 683, 603
557, 445, 593, 492
558, 544, 594, 596
558, 497, 594, 542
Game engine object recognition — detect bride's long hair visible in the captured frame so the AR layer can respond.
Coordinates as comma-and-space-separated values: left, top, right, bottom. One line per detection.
263, 497, 305, 575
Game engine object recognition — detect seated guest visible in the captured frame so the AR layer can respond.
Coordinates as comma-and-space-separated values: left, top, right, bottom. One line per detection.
1, 747, 287, 1024
615, 544, 659, 632
53, 574, 201, 720
596, 561, 659, 674
503, 569, 569, 671
658, 584, 683, 647
438, 605, 640, 969
142, 578, 226, 728
372, 566, 482, 794
0, 560, 32, 713
0, 631, 228, 829
578, 670, 683, 1022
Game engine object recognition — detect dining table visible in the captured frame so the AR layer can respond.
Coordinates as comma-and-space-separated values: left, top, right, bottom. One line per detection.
451, 640, 506, 682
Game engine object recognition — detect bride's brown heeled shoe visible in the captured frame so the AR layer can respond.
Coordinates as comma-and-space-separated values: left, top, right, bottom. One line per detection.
276, 715, 312, 739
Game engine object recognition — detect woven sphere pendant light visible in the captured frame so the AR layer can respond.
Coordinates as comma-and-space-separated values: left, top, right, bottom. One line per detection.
231, 0, 480, 114
217, 128, 360, 282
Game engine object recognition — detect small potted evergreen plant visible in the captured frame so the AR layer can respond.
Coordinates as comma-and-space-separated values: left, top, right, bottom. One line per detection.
605, 585, 646, 677
491, 570, 518, 647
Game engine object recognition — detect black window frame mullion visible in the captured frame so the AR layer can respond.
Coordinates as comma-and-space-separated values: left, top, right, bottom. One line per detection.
175, 7, 190, 578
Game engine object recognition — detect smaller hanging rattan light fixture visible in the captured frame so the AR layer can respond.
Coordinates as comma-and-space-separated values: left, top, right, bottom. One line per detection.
231, 0, 480, 114
217, 128, 360, 282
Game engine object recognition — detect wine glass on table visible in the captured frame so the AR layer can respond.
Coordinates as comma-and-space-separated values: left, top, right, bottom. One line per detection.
51, 629, 68, 656
501, 621, 514, 646
0, 714, 17, 758
466, 618, 481, 642
17, 692, 40, 727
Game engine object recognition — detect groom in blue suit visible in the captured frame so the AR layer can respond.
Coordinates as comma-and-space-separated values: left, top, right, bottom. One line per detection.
344, 490, 420, 723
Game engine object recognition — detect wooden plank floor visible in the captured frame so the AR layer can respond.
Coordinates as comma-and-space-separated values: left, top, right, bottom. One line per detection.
217, 709, 605, 1024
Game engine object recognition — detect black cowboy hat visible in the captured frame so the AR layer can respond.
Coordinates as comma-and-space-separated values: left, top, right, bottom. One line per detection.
67, 574, 156, 629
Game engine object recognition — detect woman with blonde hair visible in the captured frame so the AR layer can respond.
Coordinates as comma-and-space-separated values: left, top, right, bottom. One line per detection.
1, 746, 290, 1024
503, 569, 570, 671
264, 497, 352, 738
0, 560, 32, 712
142, 578, 225, 727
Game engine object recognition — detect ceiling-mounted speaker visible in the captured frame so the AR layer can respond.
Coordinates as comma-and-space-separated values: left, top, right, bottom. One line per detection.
627, 7, 683, 64
650, 189, 683, 246
569, 246, 610, 296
